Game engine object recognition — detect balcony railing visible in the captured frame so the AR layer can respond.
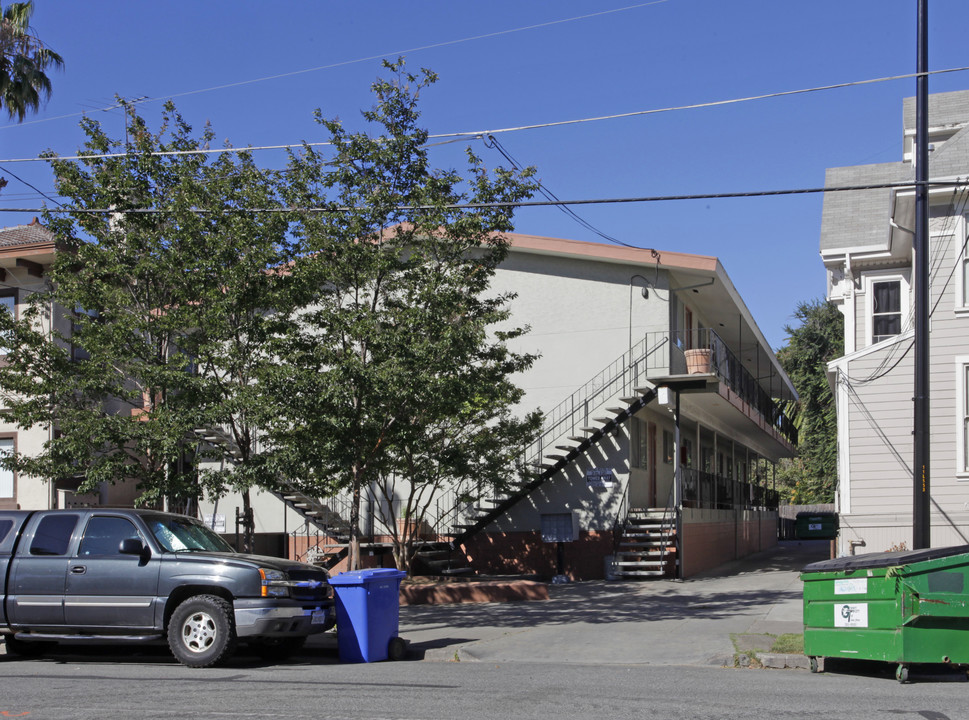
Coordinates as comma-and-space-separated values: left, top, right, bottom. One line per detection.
681, 468, 779, 511
644, 329, 797, 447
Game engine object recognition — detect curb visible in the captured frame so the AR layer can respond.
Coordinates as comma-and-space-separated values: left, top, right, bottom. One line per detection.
758, 653, 811, 670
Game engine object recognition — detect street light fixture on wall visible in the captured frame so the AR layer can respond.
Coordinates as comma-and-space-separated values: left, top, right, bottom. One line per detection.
629, 274, 652, 350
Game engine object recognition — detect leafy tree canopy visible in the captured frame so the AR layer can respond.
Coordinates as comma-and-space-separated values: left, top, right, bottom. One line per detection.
263, 59, 540, 569
776, 298, 844, 504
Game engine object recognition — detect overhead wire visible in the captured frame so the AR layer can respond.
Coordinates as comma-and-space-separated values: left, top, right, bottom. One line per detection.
482, 133, 636, 248
0, 1, 671, 132
3, 66, 969, 165
1, 179, 964, 216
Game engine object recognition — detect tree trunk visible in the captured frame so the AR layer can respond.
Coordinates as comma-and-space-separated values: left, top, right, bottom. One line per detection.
348, 463, 362, 571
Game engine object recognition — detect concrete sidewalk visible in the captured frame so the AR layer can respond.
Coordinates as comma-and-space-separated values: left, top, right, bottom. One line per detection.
397, 540, 830, 667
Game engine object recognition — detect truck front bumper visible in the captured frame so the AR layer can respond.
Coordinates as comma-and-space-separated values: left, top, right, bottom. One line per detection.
233, 599, 336, 637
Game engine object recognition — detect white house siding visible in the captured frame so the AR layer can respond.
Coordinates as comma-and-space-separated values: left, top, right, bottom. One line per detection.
832, 225, 969, 555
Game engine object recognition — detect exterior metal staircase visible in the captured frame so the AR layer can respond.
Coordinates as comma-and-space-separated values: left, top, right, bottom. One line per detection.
273, 488, 352, 569
412, 543, 474, 576
449, 335, 668, 549
612, 507, 677, 578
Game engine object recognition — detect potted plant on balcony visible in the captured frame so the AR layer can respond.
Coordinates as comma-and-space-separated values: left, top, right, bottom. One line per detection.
684, 347, 712, 374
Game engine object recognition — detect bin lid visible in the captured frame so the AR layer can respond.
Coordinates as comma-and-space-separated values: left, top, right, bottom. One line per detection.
329, 568, 408, 585
803, 544, 969, 573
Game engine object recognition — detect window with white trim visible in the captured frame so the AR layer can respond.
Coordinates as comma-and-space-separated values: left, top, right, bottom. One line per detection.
871, 280, 901, 342
0, 291, 14, 355
0, 437, 14, 499
957, 356, 969, 478
864, 273, 908, 346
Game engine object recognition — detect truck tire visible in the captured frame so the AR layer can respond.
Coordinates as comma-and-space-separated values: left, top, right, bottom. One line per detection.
168, 595, 237, 668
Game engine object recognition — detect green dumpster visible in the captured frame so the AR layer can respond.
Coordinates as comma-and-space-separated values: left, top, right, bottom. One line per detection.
795, 511, 838, 540
803, 544, 969, 682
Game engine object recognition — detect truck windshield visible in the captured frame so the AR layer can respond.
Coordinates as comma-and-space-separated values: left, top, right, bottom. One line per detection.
147, 515, 236, 553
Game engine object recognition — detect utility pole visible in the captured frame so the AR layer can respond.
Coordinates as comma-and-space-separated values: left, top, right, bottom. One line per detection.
913, 0, 931, 549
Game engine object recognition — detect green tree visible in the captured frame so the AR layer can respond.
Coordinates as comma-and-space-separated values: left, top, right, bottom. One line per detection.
0, 102, 294, 526
265, 60, 539, 570
776, 299, 844, 504
0, 1, 63, 121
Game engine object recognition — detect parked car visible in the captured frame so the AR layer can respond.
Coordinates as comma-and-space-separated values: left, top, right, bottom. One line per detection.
0, 508, 335, 667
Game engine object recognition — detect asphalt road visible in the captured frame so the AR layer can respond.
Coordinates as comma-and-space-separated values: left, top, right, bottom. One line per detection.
1, 648, 968, 720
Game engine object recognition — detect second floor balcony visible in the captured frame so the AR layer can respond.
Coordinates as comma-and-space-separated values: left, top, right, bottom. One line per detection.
636, 328, 797, 454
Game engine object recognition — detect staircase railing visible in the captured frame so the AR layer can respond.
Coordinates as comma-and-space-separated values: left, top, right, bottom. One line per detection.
681, 468, 780, 511
527, 334, 669, 468
658, 482, 678, 576
612, 483, 629, 556
644, 329, 797, 446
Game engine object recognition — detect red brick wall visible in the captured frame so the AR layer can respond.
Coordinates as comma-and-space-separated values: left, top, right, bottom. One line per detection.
463, 530, 615, 581
680, 511, 778, 577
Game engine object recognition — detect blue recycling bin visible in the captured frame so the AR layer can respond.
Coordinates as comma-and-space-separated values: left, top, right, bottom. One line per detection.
329, 568, 407, 663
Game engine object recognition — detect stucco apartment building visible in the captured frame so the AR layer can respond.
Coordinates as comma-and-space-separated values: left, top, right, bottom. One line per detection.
0, 220, 797, 579
823, 89, 969, 555
201, 233, 797, 579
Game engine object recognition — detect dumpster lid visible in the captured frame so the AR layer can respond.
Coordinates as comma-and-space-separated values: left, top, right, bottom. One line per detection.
803, 544, 969, 573
329, 568, 408, 585
795, 511, 837, 519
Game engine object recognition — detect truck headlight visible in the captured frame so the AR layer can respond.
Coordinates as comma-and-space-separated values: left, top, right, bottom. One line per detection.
259, 568, 290, 598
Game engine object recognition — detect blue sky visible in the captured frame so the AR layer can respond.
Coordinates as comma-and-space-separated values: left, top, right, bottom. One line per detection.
3, 0, 969, 349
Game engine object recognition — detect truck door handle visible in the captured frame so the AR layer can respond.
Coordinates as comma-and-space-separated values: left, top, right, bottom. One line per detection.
70, 565, 86, 575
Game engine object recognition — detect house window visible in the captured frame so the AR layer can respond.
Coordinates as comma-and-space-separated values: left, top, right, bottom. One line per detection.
662, 430, 673, 464
0, 437, 13, 499
964, 364, 969, 473
871, 280, 902, 343
957, 357, 969, 477
0, 291, 15, 355
71, 306, 98, 362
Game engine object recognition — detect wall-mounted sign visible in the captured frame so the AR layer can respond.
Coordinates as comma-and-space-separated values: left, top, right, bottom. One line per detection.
204, 513, 226, 533
586, 468, 616, 488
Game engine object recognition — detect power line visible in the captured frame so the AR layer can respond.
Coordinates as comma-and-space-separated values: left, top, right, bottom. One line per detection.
3, 66, 968, 165
0, 1, 670, 132
482, 133, 636, 248
1, 179, 963, 216
0, 165, 63, 207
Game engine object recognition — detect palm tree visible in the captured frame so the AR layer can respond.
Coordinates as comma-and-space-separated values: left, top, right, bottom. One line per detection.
0, 1, 63, 122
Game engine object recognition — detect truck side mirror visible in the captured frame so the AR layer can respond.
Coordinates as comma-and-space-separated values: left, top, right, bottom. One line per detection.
119, 537, 146, 556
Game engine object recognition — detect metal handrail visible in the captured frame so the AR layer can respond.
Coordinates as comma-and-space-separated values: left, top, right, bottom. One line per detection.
681, 467, 779, 511
612, 483, 629, 555
645, 329, 797, 446
527, 335, 669, 467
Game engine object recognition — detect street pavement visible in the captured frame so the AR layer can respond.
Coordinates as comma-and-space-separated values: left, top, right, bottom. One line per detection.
393, 539, 830, 667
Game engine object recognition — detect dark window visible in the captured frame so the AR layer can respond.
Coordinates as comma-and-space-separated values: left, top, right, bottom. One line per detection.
30, 514, 79, 556
0, 519, 13, 544
79, 516, 141, 556
872, 280, 902, 343
0, 291, 15, 355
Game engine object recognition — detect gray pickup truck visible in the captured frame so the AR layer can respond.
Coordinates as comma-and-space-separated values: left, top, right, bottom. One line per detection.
0, 508, 335, 667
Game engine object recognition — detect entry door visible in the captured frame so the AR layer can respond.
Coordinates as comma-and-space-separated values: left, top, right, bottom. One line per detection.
64, 515, 160, 630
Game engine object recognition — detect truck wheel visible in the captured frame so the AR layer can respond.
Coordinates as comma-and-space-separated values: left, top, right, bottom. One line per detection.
168, 595, 237, 668
250, 636, 306, 661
